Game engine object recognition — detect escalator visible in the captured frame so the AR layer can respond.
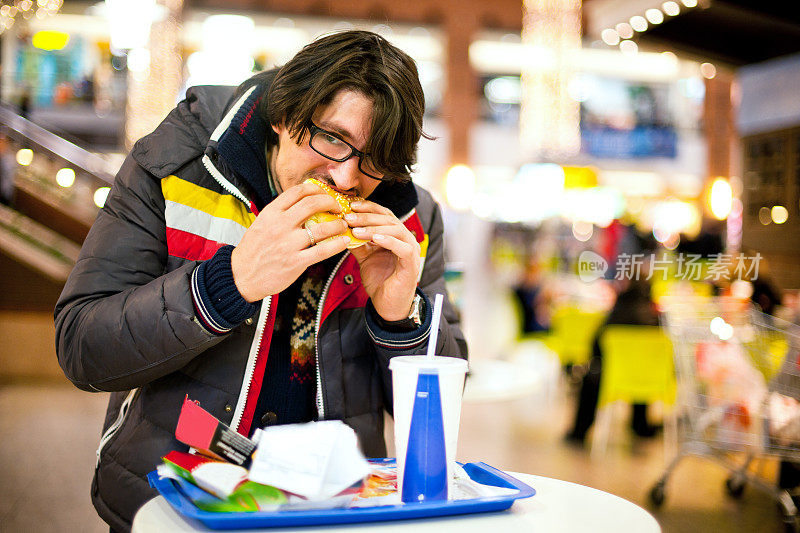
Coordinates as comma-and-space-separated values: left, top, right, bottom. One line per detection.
0, 204, 80, 310
0, 105, 118, 312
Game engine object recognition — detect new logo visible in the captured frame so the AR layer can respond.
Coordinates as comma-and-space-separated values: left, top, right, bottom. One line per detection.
578, 251, 608, 282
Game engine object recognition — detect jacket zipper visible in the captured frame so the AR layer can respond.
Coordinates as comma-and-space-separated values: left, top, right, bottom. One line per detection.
95, 388, 138, 467
230, 296, 271, 433
199, 88, 270, 435
313, 210, 416, 419
314, 251, 350, 420
314, 253, 349, 420
201, 154, 250, 205
200, 91, 387, 425
199, 85, 257, 206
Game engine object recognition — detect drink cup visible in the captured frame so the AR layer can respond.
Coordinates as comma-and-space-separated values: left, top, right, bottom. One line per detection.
389, 355, 468, 503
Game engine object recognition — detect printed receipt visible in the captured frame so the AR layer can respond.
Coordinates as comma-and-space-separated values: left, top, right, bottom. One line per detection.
248, 420, 370, 500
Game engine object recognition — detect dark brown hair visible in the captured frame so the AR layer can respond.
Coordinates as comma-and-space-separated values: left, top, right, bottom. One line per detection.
264, 30, 428, 182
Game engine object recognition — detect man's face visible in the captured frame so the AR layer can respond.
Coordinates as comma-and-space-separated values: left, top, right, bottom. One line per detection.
270, 89, 382, 199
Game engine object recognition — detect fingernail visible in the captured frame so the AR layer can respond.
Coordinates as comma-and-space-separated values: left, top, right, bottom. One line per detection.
341, 236, 351, 244
344, 213, 356, 222
373, 233, 385, 241
350, 201, 362, 209
352, 227, 366, 235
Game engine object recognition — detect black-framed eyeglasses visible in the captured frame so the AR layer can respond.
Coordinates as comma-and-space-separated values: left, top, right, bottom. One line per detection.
308, 122, 385, 181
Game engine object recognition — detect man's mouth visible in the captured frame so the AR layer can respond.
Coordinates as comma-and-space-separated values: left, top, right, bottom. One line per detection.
308, 174, 358, 197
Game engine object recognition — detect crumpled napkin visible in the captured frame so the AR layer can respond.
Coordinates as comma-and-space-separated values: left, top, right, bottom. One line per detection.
247, 420, 370, 501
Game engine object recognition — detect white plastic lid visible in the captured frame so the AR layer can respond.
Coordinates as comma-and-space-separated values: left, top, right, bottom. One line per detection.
389, 355, 469, 374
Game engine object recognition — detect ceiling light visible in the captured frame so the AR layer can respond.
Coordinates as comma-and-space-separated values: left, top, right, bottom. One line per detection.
56, 167, 75, 188
718, 323, 734, 341
572, 220, 593, 242
485, 76, 521, 104
615, 22, 634, 39
371, 23, 393, 36
709, 178, 732, 220
772, 205, 789, 224
105, 0, 157, 50
126, 47, 150, 73
409, 26, 431, 38
700, 62, 716, 79
662, 1, 680, 16
758, 207, 771, 225
273, 17, 294, 28
630, 16, 648, 32
445, 165, 476, 211
601, 28, 620, 46
16, 148, 33, 166
0, 0, 62, 36
620, 40, 638, 55
94, 187, 111, 208
645, 9, 665, 24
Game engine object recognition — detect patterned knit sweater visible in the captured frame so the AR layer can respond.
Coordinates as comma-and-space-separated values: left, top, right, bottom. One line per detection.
251, 259, 333, 429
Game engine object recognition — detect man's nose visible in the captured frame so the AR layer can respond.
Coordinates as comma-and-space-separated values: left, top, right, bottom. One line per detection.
328, 157, 362, 192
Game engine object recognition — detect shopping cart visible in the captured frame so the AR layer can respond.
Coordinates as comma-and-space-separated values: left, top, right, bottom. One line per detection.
649, 297, 800, 530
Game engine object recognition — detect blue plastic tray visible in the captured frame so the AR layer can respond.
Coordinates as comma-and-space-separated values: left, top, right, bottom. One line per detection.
147, 460, 535, 530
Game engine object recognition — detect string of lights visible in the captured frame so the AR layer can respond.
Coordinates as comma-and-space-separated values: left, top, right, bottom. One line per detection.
520, 0, 582, 162
0, 0, 62, 32
123, 0, 183, 149
599, 0, 702, 61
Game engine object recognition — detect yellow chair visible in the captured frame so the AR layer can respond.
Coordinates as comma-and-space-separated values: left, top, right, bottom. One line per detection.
651, 277, 714, 306
546, 306, 606, 367
591, 325, 676, 456
743, 331, 790, 381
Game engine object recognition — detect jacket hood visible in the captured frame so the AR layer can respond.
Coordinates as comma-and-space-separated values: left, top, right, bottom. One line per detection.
130, 71, 418, 216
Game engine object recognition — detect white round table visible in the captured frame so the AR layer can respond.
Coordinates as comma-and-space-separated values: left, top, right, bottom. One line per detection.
132, 472, 660, 533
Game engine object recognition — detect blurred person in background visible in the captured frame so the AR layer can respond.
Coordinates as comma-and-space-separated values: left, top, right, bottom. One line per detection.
513, 259, 551, 334
18, 89, 31, 119
752, 276, 781, 315
598, 219, 629, 280
677, 220, 724, 258
782, 291, 800, 325
0, 134, 16, 206
565, 275, 661, 444
748, 256, 781, 316
599, 220, 656, 280
54, 31, 466, 532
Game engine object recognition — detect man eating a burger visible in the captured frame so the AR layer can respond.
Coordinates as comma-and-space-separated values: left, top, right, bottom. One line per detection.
54, 30, 467, 532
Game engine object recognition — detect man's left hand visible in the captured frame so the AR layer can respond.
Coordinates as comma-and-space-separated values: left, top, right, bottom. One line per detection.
345, 200, 421, 322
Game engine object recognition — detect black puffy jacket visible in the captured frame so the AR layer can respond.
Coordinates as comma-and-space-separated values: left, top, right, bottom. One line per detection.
54, 77, 466, 531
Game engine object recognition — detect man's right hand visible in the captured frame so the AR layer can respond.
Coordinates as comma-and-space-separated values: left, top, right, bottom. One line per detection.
231, 181, 351, 302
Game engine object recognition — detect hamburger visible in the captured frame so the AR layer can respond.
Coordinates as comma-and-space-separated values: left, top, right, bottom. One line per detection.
303, 178, 369, 249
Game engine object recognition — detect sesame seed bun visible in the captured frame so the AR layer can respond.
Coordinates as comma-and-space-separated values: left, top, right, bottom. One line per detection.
303, 178, 369, 249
